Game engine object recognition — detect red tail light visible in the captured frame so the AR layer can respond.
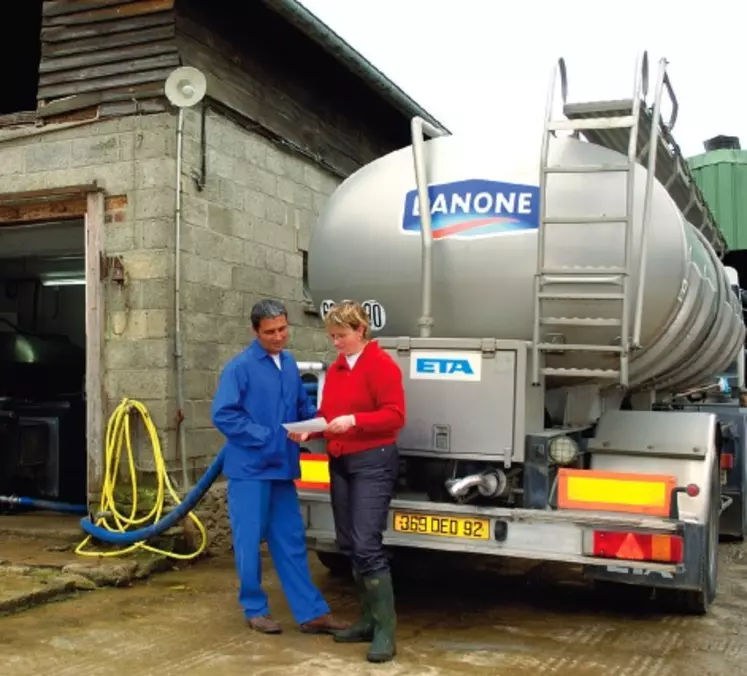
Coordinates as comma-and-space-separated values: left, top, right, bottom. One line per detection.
721, 453, 734, 470
592, 530, 684, 564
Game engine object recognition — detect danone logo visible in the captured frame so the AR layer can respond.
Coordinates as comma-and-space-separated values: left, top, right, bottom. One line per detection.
401, 178, 540, 240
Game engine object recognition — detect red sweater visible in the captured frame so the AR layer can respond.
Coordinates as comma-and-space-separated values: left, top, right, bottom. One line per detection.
316, 341, 406, 457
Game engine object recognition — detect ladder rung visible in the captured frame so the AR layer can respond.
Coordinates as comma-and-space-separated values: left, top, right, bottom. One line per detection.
539, 292, 624, 301
540, 266, 627, 275
543, 216, 628, 225
542, 367, 621, 379
541, 317, 622, 327
547, 116, 636, 132
537, 343, 623, 353
543, 164, 630, 174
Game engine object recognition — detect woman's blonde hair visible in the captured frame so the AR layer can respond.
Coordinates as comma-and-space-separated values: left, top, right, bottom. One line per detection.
324, 300, 370, 339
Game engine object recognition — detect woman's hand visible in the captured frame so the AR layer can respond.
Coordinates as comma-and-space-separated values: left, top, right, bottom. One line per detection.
327, 415, 356, 434
288, 431, 309, 443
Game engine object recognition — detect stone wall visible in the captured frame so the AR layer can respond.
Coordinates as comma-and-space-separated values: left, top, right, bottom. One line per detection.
177, 106, 341, 476
0, 113, 179, 477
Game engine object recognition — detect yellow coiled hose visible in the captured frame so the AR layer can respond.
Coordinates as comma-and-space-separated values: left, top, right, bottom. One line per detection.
75, 398, 208, 560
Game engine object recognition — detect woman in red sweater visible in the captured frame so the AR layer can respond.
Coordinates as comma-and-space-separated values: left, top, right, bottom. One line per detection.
289, 300, 405, 663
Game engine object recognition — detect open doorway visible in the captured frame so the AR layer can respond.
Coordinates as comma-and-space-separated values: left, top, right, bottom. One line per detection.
0, 221, 87, 510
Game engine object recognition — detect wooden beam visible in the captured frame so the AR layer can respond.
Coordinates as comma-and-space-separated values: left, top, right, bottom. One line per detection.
85, 191, 105, 501
0, 185, 101, 206
0, 192, 126, 224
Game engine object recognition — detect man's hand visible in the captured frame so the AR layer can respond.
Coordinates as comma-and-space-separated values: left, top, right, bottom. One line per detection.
328, 415, 356, 434
288, 431, 310, 443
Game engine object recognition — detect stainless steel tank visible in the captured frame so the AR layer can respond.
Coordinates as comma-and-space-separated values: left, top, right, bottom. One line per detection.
308, 133, 745, 393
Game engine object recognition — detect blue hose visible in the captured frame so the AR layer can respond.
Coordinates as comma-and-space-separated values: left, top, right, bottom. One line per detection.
78, 448, 226, 546
0, 495, 88, 515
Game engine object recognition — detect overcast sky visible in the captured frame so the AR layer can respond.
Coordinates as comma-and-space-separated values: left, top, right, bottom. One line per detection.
299, 0, 746, 159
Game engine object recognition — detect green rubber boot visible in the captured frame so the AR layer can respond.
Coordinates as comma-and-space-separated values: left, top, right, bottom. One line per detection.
333, 570, 374, 643
363, 572, 397, 663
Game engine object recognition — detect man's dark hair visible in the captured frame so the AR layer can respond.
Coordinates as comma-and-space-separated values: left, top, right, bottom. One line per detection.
250, 299, 288, 331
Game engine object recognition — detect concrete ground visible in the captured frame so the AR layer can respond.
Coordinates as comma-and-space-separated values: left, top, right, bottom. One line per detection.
3, 531, 747, 676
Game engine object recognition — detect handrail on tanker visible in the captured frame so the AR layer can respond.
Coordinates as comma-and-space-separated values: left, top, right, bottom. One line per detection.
411, 116, 450, 338
633, 56, 678, 348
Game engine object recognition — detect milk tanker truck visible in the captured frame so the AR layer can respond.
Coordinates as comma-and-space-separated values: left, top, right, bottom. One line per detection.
294, 52, 747, 615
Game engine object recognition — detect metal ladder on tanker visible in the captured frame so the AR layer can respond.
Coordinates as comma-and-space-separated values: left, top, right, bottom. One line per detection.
531, 52, 707, 388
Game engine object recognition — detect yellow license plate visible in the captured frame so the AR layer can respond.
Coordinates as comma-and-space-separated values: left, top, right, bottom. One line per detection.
392, 512, 491, 540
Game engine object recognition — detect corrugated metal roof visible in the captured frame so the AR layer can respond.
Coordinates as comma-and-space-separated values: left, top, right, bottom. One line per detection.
688, 149, 747, 251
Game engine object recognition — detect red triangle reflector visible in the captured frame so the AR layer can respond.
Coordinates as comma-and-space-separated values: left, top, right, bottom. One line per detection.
616, 533, 646, 560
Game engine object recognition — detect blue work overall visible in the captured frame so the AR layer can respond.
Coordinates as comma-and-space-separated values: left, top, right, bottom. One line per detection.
212, 341, 329, 624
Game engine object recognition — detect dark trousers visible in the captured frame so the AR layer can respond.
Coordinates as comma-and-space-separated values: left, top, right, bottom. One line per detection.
329, 444, 399, 576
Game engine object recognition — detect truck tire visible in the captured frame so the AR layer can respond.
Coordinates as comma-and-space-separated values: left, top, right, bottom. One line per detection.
316, 551, 351, 577
660, 458, 719, 615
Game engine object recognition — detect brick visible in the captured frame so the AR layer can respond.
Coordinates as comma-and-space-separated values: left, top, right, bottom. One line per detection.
136, 158, 175, 189
264, 196, 287, 225
232, 265, 263, 293
183, 311, 220, 343
293, 183, 314, 210
188, 400, 214, 429
265, 146, 286, 176
190, 226, 223, 259
276, 176, 295, 203
207, 203, 238, 238
209, 260, 233, 290
105, 339, 171, 370
134, 188, 175, 220
70, 134, 122, 167
114, 309, 170, 339
140, 218, 173, 249
207, 147, 237, 180
185, 341, 222, 370
0, 148, 24, 176
187, 429, 224, 458
180, 252, 211, 285
218, 290, 244, 316
218, 235, 245, 265
243, 191, 265, 219
182, 282, 222, 313
181, 193, 208, 227
285, 252, 303, 278
243, 241, 266, 269
184, 370, 213, 399
24, 142, 71, 172
104, 221, 137, 252
244, 134, 268, 167
137, 279, 174, 310
264, 246, 286, 275
105, 368, 169, 400
123, 250, 173, 280
135, 130, 176, 160
218, 178, 244, 211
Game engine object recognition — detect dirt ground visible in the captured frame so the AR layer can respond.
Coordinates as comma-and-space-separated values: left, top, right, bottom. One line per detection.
2, 530, 747, 676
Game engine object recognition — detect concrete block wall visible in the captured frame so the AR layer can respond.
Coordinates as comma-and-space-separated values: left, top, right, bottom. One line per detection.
0, 113, 180, 474
178, 107, 341, 473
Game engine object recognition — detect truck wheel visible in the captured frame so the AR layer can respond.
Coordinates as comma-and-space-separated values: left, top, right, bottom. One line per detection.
316, 551, 351, 577
661, 459, 719, 615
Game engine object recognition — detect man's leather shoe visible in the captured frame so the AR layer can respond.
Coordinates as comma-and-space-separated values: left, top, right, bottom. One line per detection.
247, 615, 282, 634
299, 613, 350, 635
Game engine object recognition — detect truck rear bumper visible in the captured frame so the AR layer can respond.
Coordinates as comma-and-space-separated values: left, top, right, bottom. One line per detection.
299, 492, 692, 575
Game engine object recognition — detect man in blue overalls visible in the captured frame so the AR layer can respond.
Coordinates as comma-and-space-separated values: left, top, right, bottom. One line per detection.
212, 299, 349, 635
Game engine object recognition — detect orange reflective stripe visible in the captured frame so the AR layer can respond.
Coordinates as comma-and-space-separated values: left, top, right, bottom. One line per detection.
557, 469, 676, 517
295, 453, 330, 491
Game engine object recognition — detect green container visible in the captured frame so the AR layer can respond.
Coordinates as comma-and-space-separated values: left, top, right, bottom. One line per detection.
688, 148, 747, 252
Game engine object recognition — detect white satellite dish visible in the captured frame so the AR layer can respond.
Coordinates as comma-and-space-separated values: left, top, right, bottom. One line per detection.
165, 66, 207, 109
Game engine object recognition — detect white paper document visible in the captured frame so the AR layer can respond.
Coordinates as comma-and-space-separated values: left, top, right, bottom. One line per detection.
282, 417, 328, 434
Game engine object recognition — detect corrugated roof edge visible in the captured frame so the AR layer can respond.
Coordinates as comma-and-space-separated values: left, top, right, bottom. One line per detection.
688, 149, 747, 169
261, 0, 450, 134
